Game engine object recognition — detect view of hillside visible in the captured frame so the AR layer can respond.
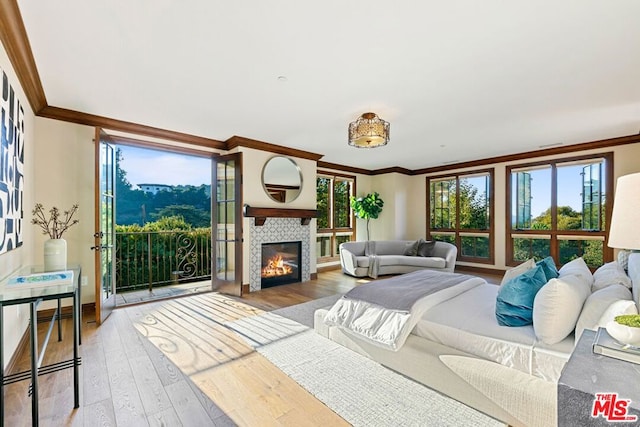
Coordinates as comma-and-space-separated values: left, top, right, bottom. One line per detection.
115, 148, 211, 228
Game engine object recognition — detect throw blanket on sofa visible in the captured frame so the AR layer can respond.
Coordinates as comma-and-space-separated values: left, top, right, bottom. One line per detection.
365, 241, 380, 278
324, 270, 485, 351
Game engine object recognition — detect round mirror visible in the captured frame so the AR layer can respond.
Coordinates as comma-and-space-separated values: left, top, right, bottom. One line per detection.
262, 156, 303, 203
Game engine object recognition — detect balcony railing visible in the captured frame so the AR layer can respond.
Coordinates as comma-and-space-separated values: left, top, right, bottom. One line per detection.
115, 230, 212, 292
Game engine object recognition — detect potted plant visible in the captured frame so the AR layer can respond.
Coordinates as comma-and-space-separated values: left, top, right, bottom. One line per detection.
32, 203, 80, 271
350, 192, 384, 241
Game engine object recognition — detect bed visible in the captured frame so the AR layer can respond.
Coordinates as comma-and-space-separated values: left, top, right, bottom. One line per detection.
314, 254, 640, 427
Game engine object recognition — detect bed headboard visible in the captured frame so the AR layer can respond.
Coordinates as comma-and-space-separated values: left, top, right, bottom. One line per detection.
629, 253, 640, 310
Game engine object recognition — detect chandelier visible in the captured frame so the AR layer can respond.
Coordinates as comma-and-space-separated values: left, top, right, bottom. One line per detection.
348, 112, 390, 148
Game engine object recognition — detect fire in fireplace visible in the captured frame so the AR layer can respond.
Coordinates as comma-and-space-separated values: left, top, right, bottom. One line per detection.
262, 254, 293, 277
261, 241, 302, 288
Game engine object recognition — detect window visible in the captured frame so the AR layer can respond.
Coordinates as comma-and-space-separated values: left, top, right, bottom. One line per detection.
426, 169, 494, 263
317, 171, 355, 261
507, 154, 613, 268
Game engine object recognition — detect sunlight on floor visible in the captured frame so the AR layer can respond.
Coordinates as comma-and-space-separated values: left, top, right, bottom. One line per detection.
116, 280, 213, 305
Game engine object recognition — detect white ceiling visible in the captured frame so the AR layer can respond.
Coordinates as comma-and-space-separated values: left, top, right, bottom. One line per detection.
16, 0, 640, 170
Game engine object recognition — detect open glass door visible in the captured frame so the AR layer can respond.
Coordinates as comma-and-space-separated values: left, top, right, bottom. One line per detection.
212, 153, 242, 296
94, 129, 116, 324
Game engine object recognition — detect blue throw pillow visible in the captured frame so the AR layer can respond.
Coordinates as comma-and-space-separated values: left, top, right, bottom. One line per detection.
536, 256, 559, 281
496, 265, 548, 327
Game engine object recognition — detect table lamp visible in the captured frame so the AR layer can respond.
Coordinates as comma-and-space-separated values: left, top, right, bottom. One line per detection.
608, 172, 640, 270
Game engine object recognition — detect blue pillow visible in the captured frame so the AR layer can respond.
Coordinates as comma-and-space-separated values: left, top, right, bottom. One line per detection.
536, 256, 559, 281
496, 265, 548, 327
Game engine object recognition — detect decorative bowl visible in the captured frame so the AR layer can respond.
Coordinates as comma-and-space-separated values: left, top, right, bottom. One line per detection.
606, 320, 640, 347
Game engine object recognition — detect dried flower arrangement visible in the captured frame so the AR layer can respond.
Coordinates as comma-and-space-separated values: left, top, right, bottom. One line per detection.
31, 203, 80, 239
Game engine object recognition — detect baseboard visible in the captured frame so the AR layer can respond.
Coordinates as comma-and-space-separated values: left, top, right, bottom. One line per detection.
455, 264, 505, 277
83, 302, 96, 316
5, 327, 29, 374
310, 273, 318, 280
7, 302, 94, 374
316, 264, 341, 273
242, 284, 250, 295
37, 302, 95, 322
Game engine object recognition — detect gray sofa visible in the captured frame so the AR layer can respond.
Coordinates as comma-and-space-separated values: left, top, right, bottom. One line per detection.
339, 240, 457, 278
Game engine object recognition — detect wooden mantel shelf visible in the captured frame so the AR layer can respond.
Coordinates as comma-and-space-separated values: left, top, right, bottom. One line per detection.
243, 205, 317, 226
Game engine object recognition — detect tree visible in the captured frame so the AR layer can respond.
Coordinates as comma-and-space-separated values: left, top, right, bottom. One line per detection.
333, 180, 351, 228
458, 180, 488, 230
529, 206, 582, 230
115, 148, 150, 225
316, 177, 330, 228
115, 148, 212, 227
513, 205, 604, 266
151, 205, 210, 228
350, 192, 384, 241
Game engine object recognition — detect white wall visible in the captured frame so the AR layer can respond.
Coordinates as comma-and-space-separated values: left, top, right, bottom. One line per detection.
33, 118, 95, 306
370, 173, 418, 240
240, 147, 316, 209
0, 45, 36, 368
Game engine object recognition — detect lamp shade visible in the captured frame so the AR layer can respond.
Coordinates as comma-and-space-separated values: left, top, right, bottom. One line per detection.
348, 112, 390, 148
608, 172, 640, 250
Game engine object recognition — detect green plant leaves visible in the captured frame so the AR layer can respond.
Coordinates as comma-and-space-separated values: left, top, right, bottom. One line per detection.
350, 192, 384, 220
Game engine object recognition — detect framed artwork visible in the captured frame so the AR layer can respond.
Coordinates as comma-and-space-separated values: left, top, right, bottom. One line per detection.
0, 67, 25, 255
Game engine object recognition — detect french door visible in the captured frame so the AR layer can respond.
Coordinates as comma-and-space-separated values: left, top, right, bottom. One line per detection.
94, 129, 117, 324
212, 153, 243, 296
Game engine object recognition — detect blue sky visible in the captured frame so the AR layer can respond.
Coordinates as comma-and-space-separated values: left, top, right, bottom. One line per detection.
117, 145, 211, 188
522, 164, 601, 218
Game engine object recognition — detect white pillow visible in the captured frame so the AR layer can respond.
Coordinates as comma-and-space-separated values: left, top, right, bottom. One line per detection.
533, 274, 591, 345
500, 258, 536, 285
592, 261, 632, 292
558, 257, 593, 289
574, 284, 633, 342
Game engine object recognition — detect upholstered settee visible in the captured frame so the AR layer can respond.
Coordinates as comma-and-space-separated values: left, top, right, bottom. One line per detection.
339, 240, 457, 278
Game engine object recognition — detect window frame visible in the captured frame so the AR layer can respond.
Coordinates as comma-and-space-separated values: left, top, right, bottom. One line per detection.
426, 168, 495, 264
316, 170, 356, 262
505, 152, 614, 267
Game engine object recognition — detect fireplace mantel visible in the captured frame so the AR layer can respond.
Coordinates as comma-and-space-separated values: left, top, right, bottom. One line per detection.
243, 204, 317, 226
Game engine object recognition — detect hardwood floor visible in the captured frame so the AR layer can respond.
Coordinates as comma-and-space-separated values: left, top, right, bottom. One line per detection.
4, 269, 501, 426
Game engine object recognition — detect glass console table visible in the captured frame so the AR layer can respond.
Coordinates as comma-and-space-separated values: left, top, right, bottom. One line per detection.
0, 265, 82, 427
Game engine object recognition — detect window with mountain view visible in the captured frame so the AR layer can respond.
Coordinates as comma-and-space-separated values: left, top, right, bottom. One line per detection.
507, 154, 613, 267
317, 171, 355, 261
427, 169, 493, 263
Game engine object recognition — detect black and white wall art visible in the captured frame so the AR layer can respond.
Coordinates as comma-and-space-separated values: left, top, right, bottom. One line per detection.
0, 67, 25, 255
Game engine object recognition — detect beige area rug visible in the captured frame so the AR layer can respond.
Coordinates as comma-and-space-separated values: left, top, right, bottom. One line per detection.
226, 311, 504, 427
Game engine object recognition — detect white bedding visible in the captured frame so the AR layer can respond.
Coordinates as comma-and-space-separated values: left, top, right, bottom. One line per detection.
324, 274, 485, 350
414, 283, 572, 382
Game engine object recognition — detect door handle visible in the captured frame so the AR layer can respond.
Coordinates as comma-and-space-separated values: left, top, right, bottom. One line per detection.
94, 231, 104, 238
90, 244, 112, 252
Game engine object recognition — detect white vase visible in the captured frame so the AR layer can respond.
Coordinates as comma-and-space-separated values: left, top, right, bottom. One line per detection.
44, 238, 67, 271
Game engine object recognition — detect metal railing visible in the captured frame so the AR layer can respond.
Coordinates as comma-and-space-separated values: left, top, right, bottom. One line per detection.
115, 230, 212, 292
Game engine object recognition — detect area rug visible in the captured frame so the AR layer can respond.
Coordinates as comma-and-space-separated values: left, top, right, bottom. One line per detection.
226, 310, 503, 427
271, 293, 342, 327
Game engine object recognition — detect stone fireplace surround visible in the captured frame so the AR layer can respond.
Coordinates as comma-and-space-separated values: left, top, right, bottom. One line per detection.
249, 217, 311, 291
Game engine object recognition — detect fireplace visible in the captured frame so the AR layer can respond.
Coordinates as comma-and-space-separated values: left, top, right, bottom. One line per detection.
261, 241, 302, 288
